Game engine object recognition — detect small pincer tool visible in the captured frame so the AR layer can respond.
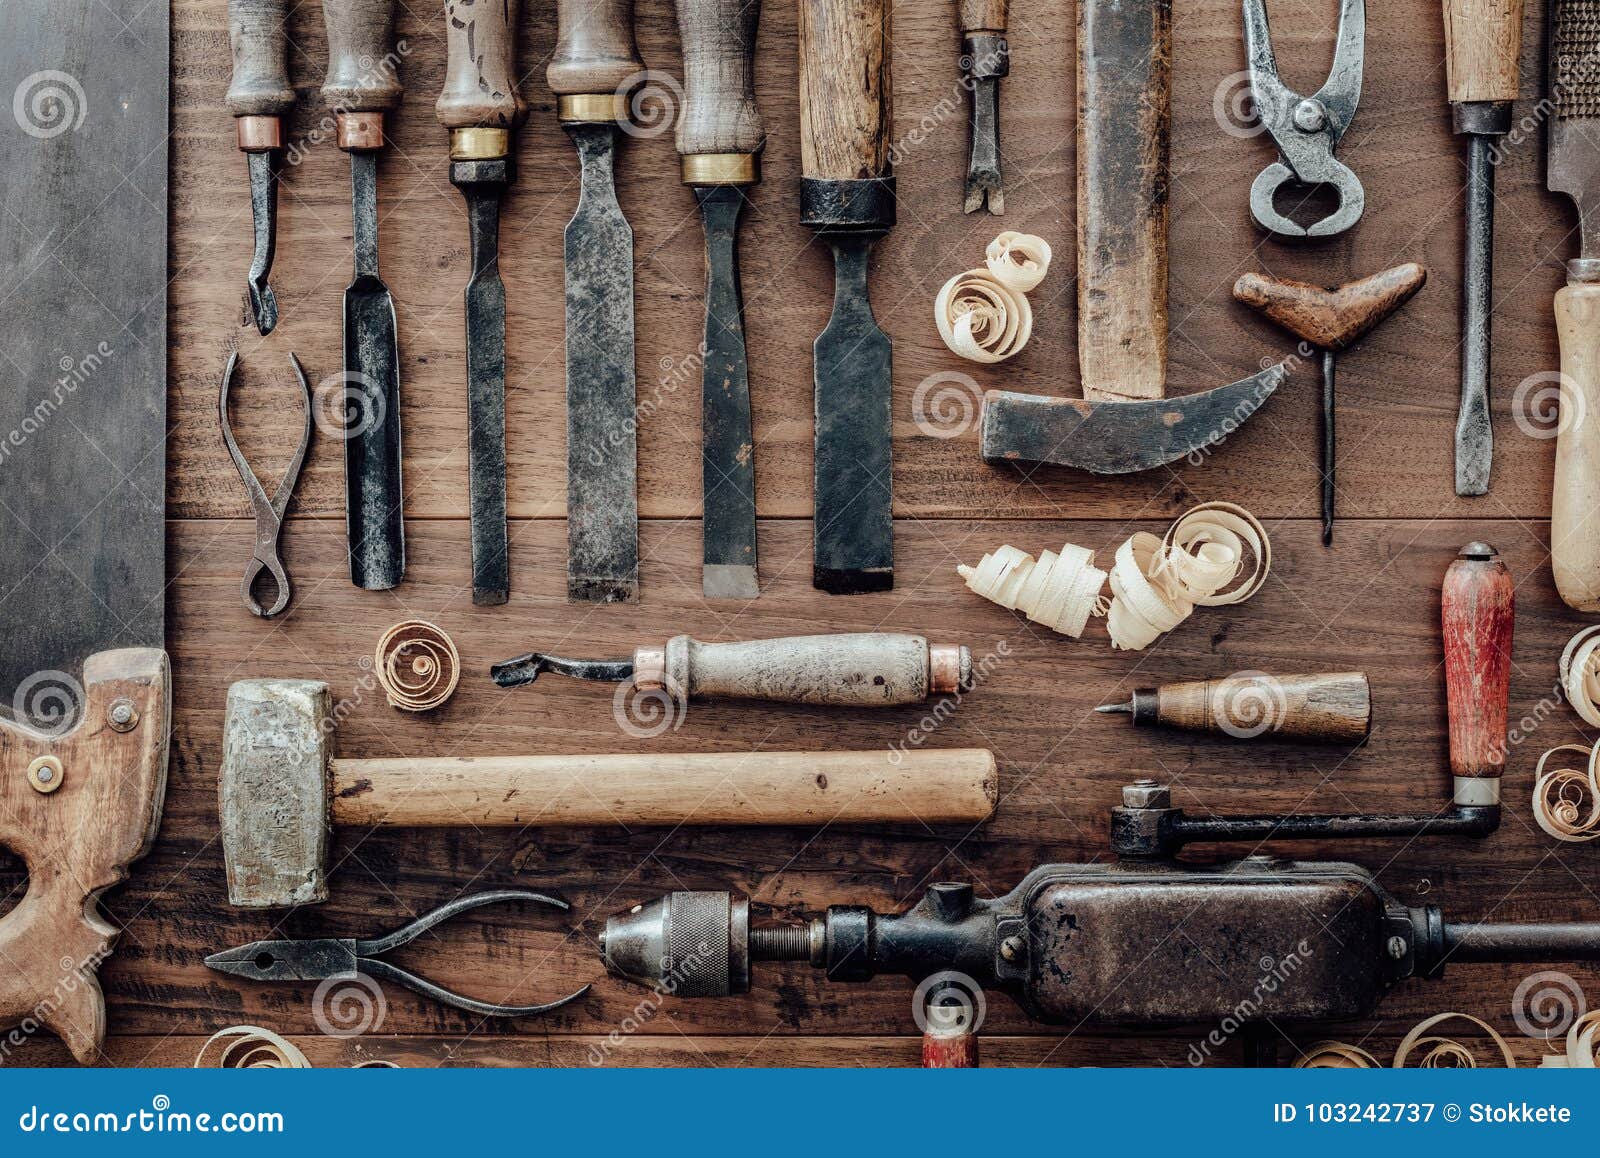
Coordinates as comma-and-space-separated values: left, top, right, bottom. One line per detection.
1244, 0, 1365, 239
205, 890, 591, 1018
219, 352, 312, 618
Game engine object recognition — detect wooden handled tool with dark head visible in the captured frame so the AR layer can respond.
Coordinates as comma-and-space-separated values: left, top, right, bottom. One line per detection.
323, 0, 406, 591
675, 0, 764, 599
799, 0, 895, 594
959, 0, 1009, 214
438, 0, 527, 606
549, 0, 644, 603
1096, 672, 1371, 743
226, 0, 294, 335
1442, 541, 1514, 807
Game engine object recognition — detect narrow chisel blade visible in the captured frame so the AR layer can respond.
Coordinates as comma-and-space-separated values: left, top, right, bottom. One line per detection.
696, 186, 758, 600
458, 165, 510, 605
964, 76, 1003, 215
1455, 136, 1494, 497
246, 150, 281, 335
563, 123, 639, 603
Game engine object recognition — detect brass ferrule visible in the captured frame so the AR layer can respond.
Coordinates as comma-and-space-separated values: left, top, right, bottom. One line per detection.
336, 111, 386, 152
558, 93, 628, 123
928, 645, 971, 696
681, 153, 758, 186
236, 115, 283, 153
450, 127, 511, 161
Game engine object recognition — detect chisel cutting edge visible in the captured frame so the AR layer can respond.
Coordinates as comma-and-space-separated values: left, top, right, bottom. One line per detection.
960, 0, 1009, 214
226, 0, 293, 335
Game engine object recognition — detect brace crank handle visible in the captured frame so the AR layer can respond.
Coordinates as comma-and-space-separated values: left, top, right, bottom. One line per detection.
321, 0, 402, 149
1441, 542, 1514, 805
548, 0, 643, 114
226, 0, 294, 147
674, 0, 763, 182
798, 0, 892, 186
437, 0, 527, 151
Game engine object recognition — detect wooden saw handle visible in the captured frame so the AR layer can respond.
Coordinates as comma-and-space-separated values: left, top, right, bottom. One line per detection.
798, 0, 891, 180
437, 0, 527, 134
330, 749, 998, 827
1441, 543, 1513, 800
226, 0, 295, 125
1552, 282, 1600, 610
321, 0, 403, 114
548, 0, 643, 100
674, 0, 764, 170
1442, 0, 1525, 105
1078, 0, 1169, 401
0, 649, 169, 1065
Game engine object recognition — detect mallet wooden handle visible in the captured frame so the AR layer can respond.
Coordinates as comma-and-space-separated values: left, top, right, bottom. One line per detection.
1441, 542, 1514, 803
674, 0, 764, 180
1442, 0, 1525, 106
548, 0, 643, 114
330, 749, 998, 827
226, 0, 294, 147
1552, 282, 1600, 610
437, 0, 527, 147
1114, 673, 1371, 744
798, 0, 891, 181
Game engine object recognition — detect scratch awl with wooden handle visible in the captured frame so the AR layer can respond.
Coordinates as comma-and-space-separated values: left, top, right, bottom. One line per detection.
1096, 671, 1371, 744
226, 0, 294, 334
491, 633, 971, 706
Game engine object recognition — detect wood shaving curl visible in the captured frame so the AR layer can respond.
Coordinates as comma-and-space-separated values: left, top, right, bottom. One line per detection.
1530, 743, 1600, 842
984, 231, 1052, 293
1291, 1041, 1381, 1068
194, 1026, 311, 1069
934, 232, 1053, 363
1560, 625, 1600, 727
376, 620, 461, 712
1394, 1012, 1517, 1068
956, 543, 1108, 639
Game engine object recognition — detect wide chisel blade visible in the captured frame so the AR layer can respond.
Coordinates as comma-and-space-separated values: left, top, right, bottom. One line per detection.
459, 166, 509, 604
563, 122, 639, 603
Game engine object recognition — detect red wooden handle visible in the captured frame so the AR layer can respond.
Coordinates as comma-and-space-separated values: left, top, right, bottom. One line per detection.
1441, 542, 1514, 789
921, 1029, 979, 1067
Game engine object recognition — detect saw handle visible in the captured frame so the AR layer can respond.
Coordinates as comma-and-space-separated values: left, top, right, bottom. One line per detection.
321, 0, 402, 113
674, 0, 764, 168
798, 0, 891, 181
437, 0, 526, 134
226, 0, 294, 129
1441, 543, 1514, 795
548, 0, 643, 100
1442, 0, 1525, 105
1552, 282, 1600, 610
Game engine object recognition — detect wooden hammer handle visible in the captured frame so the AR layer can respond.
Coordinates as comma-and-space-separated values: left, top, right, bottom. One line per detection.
1442, 0, 1525, 105
330, 749, 998, 827
1441, 543, 1513, 794
437, 0, 527, 133
321, 0, 403, 113
674, 0, 764, 161
226, 0, 295, 121
798, 0, 891, 180
548, 0, 643, 98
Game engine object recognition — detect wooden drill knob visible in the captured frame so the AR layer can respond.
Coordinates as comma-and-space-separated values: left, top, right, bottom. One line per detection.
1232, 262, 1428, 350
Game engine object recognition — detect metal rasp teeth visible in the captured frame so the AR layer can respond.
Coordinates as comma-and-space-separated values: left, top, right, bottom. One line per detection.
1553, 2, 1600, 116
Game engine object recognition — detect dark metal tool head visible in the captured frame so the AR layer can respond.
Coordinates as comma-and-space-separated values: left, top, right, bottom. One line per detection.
1549, 0, 1600, 265
962, 33, 1009, 214
245, 150, 281, 335
489, 651, 634, 688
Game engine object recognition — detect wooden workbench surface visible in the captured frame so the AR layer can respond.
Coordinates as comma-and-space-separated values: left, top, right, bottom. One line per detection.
11, 0, 1597, 1068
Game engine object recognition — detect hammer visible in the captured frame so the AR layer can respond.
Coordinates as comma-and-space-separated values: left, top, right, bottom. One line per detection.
218, 679, 997, 908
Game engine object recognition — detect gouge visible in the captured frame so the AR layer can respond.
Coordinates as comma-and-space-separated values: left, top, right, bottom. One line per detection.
491, 633, 971, 706
674, 0, 764, 600
1095, 671, 1372, 744
960, 0, 1009, 214
1548, 0, 1600, 610
801, 0, 895, 594
226, 0, 293, 335
323, 0, 406, 590
438, 0, 527, 606
1443, 0, 1525, 497
549, 0, 643, 603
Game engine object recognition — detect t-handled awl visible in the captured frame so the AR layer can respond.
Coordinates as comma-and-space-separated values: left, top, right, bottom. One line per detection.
226, 0, 294, 335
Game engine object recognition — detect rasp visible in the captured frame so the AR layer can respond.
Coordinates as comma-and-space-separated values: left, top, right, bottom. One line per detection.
437, 0, 527, 605
549, 0, 643, 603
1442, 0, 1525, 496
674, 0, 764, 600
1548, 0, 1600, 610
324, 0, 406, 591
800, 0, 896, 594
226, 0, 293, 335
959, 0, 1009, 214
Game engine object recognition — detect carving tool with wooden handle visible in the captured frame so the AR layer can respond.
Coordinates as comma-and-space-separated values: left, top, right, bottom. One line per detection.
549, 0, 643, 603
1232, 263, 1428, 542
438, 0, 527, 605
491, 632, 971, 706
226, 0, 293, 335
1445, 0, 1525, 496
674, 0, 764, 599
800, 0, 895, 593
1095, 671, 1372, 744
1548, 0, 1600, 609
323, 0, 406, 590
960, 0, 1009, 214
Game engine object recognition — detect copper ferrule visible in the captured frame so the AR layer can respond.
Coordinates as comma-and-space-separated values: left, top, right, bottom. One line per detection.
681, 152, 759, 186
450, 127, 510, 161
632, 645, 667, 692
928, 645, 971, 696
558, 93, 628, 123
236, 115, 283, 153
336, 111, 386, 151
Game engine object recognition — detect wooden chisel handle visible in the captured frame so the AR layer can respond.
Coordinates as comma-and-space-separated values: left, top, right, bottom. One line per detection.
1442, 542, 1513, 805
437, 0, 527, 154
798, 0, 891, 184
1125, 673, 1371, 743
1551, 282, 1600, 610
226, 0, 294, 148
321, 0, 402, 148
1077, 0, 1169, 401
674, 0, 764, 183
549, 0, 643, 119
330, 749, 999, 827
959, 0, 1008, 35
636, 633, 970, 706
1442, 0, 1525, 109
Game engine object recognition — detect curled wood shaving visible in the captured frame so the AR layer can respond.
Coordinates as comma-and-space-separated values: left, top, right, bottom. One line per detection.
1530, 743, 1600, 842
984, 231, 1052, 293
1560, 625, 1600, 727
1292, 1041, 1381, 1068
1393, 1012, 1517, 1068
376, 619, 461, 712
934, 268, 1033, 363
194, 1026, 312, 1069
956, 542, 1108, 639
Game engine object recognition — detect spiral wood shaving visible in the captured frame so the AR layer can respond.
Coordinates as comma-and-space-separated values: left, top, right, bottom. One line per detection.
1296, 1013, 1518, 1068
376, 620, 461, 712
958, 503, 1270, 650
934, 232, 1052, 363
1529, 743, 1600, 842
1291, 1041, 1382, 1068
194, 1026, 400, 1068
1560, 625, 1600, 727
984, 232, 1052, 293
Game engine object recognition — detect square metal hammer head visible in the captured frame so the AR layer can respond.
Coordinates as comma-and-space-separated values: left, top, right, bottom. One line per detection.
220, 679, 333, 908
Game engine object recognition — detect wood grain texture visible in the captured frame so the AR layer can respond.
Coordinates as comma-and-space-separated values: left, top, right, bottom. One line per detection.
437, 0, 527, 131
1442, 0, 1525, 104
1157, 672, 1371, 743
958, 0, 1008, 35
1442, 547, 1514, 782
225, 0, 294, 117
548, 0, 644, 96
798, 0, 891, 180
321, 0, 403, 111
1232, 264, 1429, 352
1551, 282, 1600, 610
662, 633, 937, 704
674, 0, 763, 157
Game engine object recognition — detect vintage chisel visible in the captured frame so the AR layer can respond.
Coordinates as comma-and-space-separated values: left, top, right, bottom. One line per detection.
801, 0, 895, 594
674, 0, 764, 599
324, 0, 406, 590
226, 0, 293, 335
960, 0, 1009, 214
1442, 0, 1525, 496
437, 0, 526, 605
549, 0, 643, 603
